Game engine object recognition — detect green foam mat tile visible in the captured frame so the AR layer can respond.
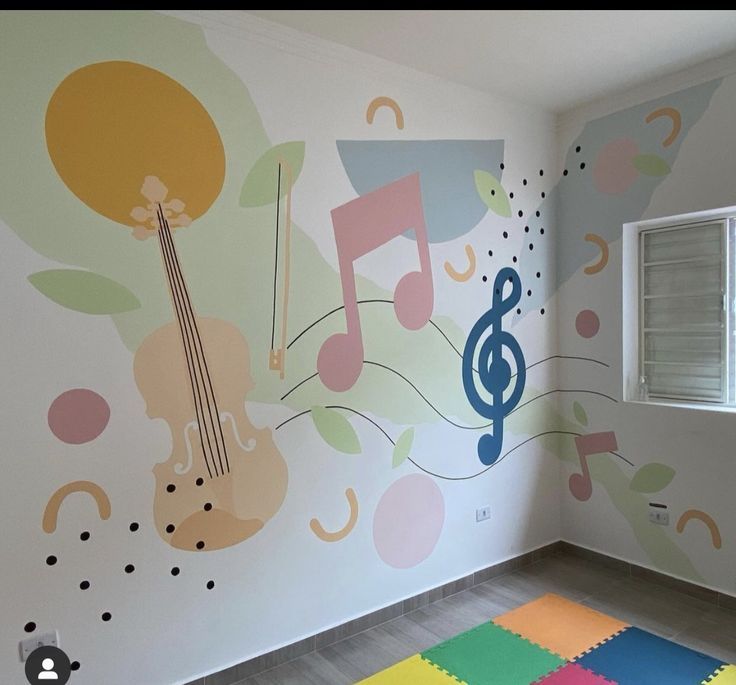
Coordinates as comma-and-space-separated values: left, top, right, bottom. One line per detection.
422, 621, 565, 685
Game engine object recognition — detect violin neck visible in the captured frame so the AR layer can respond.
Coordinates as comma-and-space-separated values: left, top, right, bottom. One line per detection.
155, 206, 230, 480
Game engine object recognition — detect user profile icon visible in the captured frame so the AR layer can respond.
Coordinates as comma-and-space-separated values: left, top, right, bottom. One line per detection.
25, 645, 71, 685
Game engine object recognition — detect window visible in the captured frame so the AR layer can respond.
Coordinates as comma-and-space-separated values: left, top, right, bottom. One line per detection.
635, 215, 736, 406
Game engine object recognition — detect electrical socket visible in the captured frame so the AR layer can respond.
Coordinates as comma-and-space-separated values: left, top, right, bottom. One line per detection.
476, 505, 491, 522
19, 630, 58, 662
648, 509, 669, 526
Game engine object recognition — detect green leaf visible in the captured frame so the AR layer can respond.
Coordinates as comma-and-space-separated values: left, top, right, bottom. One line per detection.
311, 406, 361, 454
630, 463, 676, 493
239, 141, 305, 207
392, 427, 414, 468
28, 269, 141, 314
633, 154, 670, 177
474, 170, 512, 218
573, 401, 588, 427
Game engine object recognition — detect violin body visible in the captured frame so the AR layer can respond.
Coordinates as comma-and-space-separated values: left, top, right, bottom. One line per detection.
134, 317, 288, 551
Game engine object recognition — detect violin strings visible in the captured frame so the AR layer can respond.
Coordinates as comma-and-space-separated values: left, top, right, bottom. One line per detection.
156, 205, 216, 478
161, 210, 231, 475
270, 162, 281, 350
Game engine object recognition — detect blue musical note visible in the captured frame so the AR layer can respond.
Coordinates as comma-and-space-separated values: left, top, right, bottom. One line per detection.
462, 267, 526, 465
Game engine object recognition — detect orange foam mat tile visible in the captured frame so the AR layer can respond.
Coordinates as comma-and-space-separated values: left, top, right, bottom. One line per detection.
357, 654, 465, 685
493, 593, 629, 660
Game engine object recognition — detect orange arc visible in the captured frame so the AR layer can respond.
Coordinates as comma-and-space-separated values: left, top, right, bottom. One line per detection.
676, 509, 722, 550
583, 233, 609, 275
444, 244, 477, 282
645, 107, 682, 148
310, 488, 358, 542
43, 481, 111, 533
366, 97, 405, 130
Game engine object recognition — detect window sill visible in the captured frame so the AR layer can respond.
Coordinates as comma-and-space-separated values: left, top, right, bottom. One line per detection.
624, 398, 736, 414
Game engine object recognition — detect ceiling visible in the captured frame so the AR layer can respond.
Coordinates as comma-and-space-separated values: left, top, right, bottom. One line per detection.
246, 10, 736, 112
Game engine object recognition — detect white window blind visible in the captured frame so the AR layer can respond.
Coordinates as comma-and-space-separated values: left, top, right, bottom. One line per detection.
639, 220, 728, 404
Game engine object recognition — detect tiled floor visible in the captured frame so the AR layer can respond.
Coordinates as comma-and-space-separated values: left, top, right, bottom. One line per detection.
233, 552, 736, 684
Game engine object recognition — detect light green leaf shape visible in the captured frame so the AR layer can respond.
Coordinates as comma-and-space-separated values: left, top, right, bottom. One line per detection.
392, 427, 415, 468
311, 406, 361, 454
630, 463, 676, 493
28, 269, 141, 314
572, 401, 588, 427
240, 141, 305, 207
474, 170, 512, 218
633, 154, 670, 177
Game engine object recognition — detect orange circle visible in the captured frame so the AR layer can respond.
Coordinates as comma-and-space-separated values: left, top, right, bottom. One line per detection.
45, 61, 225, 227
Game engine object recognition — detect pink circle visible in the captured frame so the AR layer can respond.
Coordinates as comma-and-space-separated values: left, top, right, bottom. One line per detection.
48, 388, 110, 444
373, 474, 444, 569
575, 310, 600, 339
593, 138, 639, 194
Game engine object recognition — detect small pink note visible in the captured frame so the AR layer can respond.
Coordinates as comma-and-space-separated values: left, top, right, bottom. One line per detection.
318, 173, 433, 392
570, 431, 618, 502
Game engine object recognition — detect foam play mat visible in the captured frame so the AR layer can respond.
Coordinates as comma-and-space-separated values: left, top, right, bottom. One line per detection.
358, 593, 733, 684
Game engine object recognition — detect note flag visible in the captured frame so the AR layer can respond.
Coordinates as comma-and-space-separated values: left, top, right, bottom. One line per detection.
570, 431, 618, 501
318, 173, 434, 392
462, 267, 526, 465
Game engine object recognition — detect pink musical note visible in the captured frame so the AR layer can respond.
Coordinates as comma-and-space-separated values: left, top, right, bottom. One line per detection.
570, 431, 618, 501
318, 173, 433, 392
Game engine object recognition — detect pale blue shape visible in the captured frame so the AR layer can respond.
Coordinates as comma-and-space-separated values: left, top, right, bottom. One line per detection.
513, 78, 722, 322
336, 140, 505, 243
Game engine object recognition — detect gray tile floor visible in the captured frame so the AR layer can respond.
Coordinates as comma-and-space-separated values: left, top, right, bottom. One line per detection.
235, 553, 736, 684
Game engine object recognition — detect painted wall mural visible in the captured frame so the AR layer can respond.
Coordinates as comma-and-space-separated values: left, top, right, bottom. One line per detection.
1, 8, 733, 685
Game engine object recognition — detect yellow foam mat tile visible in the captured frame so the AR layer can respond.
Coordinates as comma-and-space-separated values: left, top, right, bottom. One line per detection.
357, 654, 465, 684
493, 593, 629, 660
706, 665, 736, 684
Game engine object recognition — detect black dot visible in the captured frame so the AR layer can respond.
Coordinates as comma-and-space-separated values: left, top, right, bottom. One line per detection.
166, 484, 176, 493
500, 162, 505, 170
482, 275, 487, 282
535, 210, 540, 217
488, 250, 493, 257
196, 541, 205, 550
536, 271, 541, 278
539, 169, 544, 176
101, 612, 111, 622
195, 477, 204, 487
518, 210, 523, 217
575, 145, 581, 153
124, 564, 135, 574
70, 662, 80, 671
509, 191, 514, 199
495, 288, 500, 295
166, 524, 175, 534
204, 502, 213, 512
129, 522, 139, 532
540, 228, 545, 235
580, 162, 586, 170
512, 256, 517, 263
508, 276, 513, 283
541, 308, 546, 315
516, 308, 521, 315
529, 244, 534, 251
171, 566, 180, 576
541, 191, 546, 198
80, 580, 90, 590
503, 231, 508, 239
24, 622, 36, 633
524, 226, 529, 233
80, 531, 90, 542
527, 290, 532, 296
490, 188, 495, 196
563, 169, 568, 176
522, 178, 528, 186
206, 580, 215, 590
46, 555, 57, 566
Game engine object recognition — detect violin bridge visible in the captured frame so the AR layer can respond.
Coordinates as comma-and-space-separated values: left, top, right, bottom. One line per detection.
269, 348, 284, 378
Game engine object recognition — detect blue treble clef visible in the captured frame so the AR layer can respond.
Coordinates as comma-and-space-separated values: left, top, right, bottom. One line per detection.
462, 267, 526, 465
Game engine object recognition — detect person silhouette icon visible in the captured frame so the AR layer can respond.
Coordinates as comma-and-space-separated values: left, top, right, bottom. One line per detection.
38, 658, 58, 680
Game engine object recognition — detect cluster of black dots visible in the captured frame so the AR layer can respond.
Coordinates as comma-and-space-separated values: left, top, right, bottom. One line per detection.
483, 157, 563, 317
562, 145, 586, 176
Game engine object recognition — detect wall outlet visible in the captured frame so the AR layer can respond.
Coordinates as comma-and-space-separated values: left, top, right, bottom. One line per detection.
19, 630, 58, 662
476, 505, 491, 522
648, 508, 669, 526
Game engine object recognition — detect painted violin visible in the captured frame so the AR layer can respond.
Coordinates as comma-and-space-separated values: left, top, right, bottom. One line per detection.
132, 176, 288, 551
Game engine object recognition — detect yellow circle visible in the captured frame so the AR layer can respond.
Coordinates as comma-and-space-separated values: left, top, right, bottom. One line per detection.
46, 61, 225, 227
